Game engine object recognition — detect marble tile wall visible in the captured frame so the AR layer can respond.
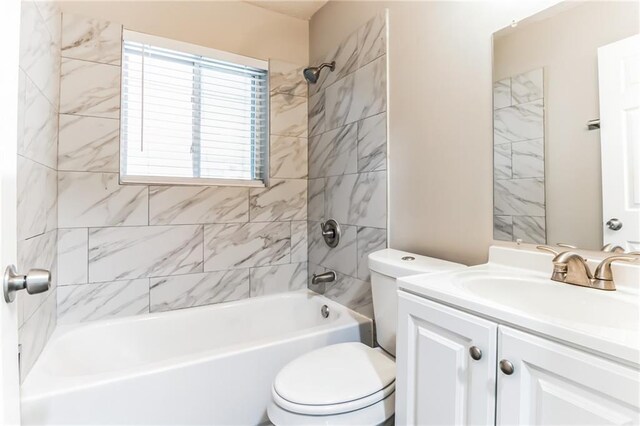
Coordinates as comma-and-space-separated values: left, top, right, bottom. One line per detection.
493, 68, 546, 244
56, 14, 309, 325
16, 0, 62, 380
306, 12, 388, 319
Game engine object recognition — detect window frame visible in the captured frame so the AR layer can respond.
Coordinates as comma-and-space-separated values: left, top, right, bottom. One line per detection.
119, 30, 270, 188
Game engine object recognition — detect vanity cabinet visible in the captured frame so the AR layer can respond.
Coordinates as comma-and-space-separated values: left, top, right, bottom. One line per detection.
497, 326, 639, 425
396, 291, 640, 425
395, 292, 497, 425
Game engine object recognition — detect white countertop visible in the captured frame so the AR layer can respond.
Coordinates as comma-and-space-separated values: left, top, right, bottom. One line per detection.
398, 246, 640, 366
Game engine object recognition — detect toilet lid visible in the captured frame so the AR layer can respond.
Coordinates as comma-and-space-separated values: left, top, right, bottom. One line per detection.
273, 342, 395, 411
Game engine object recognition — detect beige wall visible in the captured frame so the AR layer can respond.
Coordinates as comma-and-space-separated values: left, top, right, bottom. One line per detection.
58, 1, 309, 64
494, 1, 639, 250
311, 0, 563, 265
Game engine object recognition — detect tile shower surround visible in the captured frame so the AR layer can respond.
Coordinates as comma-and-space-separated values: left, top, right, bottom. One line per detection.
17, 0, 62, 379
56, 13, 310, 324
493, 68, 546, 244
307, 12, 388, 319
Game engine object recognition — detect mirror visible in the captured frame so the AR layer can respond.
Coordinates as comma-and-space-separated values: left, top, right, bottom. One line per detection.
492, 1, 640, 251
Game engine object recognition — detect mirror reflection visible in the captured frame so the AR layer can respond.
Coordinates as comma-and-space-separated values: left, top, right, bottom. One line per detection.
492, 1, 639, 251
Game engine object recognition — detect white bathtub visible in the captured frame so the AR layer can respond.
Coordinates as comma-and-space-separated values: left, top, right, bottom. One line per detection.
21, 290, 372, 425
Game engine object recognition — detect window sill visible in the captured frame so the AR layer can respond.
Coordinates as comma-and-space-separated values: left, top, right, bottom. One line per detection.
120, 175, 267, 188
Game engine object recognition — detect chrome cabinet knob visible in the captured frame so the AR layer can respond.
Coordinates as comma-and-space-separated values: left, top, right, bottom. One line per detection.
499, 359, 514, 375
606, 218, 623, 231
3, 265, 51, 303
469, 346, 482, 360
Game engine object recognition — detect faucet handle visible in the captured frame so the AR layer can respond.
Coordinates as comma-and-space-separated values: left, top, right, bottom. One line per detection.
601, 243, 626, 253
557, 243, 577, 249
536, 245, 561, 256
594, 255, 638, 281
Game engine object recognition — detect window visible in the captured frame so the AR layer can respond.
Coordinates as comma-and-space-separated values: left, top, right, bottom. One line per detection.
120, 31, 269, 186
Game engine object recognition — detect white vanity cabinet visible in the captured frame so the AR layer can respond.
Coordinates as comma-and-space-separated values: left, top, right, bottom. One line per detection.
497, 326, 639, 425
395, 292, 498, 425
396, 291, 640, 425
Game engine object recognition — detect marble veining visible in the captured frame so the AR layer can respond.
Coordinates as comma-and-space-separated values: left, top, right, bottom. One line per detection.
513, 216, 546, 244
18, 290, 57, 379
308, 221, 358, 277
493, 68, 545, 243
269, 60, 307, 98
58, 114, 119, 172
326, 55, 386, 130
325, 272, 373, 318
58, 172, 148, 228
270, 136, 308, 179
308, 90, 326, 137
250, 263, 307, 296
493, 99, 544, 143
18, 230, 57, 326
60, 58, 120, 118
494, 143, 512, 180
270, 93, 307, 137
61, 14, 122, 65
88, 225, 204, 282
291, 221, 308, 263
326, 171, 387, 228
357, 12, 386, 67
249, 179, 307, 222
22, 77, 58, 169
58, 279, 148, 324
493, 78, 511, 110
149, 185, 248, 225
356, 227, 386, 281
511, 69, 543, 105
17, 156, 57, 240
204, 222, 290, 271
357, 112, 386, 172
512, 139, 544, 178
493, 215, 513, 241
58, 228, 88, 285
309, 123, 358, 178
494, 178, 545, 217
307, 178, 325, 222
310, 30, 359, 96
19, 1, 61, 106
150, 270, 250, 312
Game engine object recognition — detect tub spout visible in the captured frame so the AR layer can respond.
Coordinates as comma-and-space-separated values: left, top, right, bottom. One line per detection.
311, 271, 336, 285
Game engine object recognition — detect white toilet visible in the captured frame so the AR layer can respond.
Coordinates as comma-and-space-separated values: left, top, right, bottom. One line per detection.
267, 249, 466, 425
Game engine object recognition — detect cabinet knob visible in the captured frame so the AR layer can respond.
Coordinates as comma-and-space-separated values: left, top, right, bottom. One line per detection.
499, 359, 514, 375
469, 346, 482, 360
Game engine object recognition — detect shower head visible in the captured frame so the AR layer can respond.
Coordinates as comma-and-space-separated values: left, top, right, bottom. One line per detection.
303, 61, 336, 84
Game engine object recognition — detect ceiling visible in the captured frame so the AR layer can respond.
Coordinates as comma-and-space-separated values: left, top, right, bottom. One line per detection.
244, 1, 329, 20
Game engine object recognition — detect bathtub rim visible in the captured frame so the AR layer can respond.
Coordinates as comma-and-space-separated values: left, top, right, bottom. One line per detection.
22, 290, 372, 401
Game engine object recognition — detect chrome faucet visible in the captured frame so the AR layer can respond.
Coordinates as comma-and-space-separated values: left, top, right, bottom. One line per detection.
311, 271, 336, 285
310, 271, 336, 294
537, 246, 637, 291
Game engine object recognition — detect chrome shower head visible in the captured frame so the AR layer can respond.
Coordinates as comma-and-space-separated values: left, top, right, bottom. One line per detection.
303, 61, 336, 84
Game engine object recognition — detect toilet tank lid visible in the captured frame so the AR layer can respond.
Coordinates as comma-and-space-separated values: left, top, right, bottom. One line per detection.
368, 248, 466, 278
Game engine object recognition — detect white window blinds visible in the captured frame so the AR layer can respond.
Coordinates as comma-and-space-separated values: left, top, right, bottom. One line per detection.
120, 31, 269, 186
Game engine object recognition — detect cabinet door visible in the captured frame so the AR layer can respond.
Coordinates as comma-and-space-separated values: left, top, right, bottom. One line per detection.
396, 292, 498, 425
497, 326, 640, 425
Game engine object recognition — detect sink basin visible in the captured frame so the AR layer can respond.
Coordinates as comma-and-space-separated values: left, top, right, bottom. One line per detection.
452, 270, 639, 333
398, 246, 640, 365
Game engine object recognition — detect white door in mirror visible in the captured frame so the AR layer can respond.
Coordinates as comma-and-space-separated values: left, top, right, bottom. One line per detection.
598, 34, 640, 251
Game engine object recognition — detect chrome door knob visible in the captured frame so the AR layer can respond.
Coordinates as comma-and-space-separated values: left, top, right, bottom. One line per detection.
606, 218, 623, 231
469, 346, 482, 360
3, 265, 51, 303
499, 359, 514, 375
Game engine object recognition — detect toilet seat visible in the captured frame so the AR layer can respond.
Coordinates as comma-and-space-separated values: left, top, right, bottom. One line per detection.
269, 342, 396, 423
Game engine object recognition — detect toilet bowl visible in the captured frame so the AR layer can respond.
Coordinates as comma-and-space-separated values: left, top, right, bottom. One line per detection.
267, 249, 466, 425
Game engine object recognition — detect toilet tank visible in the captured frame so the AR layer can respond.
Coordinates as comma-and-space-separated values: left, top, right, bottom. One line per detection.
368, 249, 466, 356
